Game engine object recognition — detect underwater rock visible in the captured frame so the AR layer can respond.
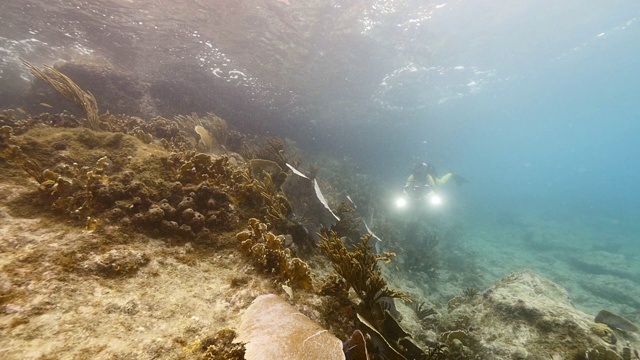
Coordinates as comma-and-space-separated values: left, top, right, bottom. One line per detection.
595, 310, 639, 333
82, 248, 149, 277
441, 269, 639, 359
585, 345, 626, 360
591, 323, 617, 344
236, 294, 345, 360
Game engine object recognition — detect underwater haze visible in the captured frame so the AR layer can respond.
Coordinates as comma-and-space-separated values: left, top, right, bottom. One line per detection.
2, 0, 640, 318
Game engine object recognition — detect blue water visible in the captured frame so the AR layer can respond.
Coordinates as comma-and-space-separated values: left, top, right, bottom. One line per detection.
372, 1, 640, 217
348, 1, 640, 317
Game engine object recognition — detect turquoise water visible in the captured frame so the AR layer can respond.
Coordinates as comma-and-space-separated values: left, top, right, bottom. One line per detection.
353, 1, 640, 322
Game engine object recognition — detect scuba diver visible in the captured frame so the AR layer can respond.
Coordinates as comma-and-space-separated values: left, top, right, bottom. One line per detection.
397, 162, 466, 208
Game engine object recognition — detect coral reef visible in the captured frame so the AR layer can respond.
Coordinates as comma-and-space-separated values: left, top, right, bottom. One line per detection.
239, 136, 301, 170
0, 62, 450, 360
0, 114, 251, 242
315, 230, 447, 358
174, 112, 230, 152
0, 64, 254, 239
319, 231, 409, 311
8, 62, 635, 360
236, 218, 313, 290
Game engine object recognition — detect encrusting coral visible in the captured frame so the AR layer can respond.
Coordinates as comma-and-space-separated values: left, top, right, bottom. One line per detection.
0, 118, 252, 239
0, 60, 312, 248
236, 218, 313, 290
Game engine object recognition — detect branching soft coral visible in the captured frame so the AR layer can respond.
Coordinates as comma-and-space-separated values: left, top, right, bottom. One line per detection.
236, 218, 313, 290
318, 231, 409, 309
21, 59, 100, 130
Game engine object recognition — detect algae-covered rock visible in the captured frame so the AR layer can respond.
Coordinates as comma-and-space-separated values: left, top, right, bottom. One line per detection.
82, 248, 149, 277
236, 294, 345, 360
590, 322, 617, 344
441, 269, 640, 359
595, 309, 639, 333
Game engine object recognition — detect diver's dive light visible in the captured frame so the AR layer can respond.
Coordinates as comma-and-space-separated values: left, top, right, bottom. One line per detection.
429, 193, 442, 206
395, 191, 443, 209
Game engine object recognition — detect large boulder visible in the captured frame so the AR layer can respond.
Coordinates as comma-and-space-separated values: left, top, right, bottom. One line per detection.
441, 269, 640, 359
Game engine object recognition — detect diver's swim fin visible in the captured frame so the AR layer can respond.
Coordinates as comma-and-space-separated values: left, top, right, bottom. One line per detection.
436, 172, 453, 185
452, 174, 468, 186
427, 174, 436, 187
